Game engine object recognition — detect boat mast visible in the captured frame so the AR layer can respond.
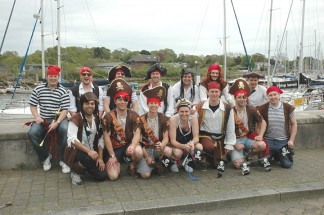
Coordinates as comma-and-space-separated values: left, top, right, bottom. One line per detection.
57, 0, 62, 82
0, 0, 16, 54
267, 0, 273, 87
298, 0, 306, 87
223, 0, 227, 81
41, 0, 46, 80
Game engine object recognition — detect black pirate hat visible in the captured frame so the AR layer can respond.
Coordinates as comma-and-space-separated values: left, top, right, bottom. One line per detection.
144, 63, 167, 80
243, 72, 265, 79
108, 65, 131, 82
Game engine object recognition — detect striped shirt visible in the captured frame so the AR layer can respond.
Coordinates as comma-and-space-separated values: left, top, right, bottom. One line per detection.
29, 83, 70, 119
265, 102, 295, 140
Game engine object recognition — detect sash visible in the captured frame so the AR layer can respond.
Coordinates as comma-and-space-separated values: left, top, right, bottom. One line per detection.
110, 111, 127, 147
233, 111, 249, 138
140, 115, 159, 147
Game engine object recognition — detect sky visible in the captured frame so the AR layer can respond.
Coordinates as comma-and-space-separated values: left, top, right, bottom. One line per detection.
0, 0, 323, 61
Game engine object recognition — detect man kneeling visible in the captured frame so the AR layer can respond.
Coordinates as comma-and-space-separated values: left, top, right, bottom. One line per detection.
66, 92, 107, 185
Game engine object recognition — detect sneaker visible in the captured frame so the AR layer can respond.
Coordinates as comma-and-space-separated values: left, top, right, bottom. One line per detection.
170, 163, 179, 173
43, 154, 52, 171
184, 165, 193, 173
59, 161, 71, 174
71, 172, 83, 185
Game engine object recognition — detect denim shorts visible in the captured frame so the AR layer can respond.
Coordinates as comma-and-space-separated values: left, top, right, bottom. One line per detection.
230, 137, 255, 161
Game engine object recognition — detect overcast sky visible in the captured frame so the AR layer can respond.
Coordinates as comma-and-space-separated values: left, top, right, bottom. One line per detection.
0, 0, 323, 60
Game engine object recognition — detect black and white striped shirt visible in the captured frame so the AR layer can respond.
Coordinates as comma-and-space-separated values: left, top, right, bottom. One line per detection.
29, 83, 70, 119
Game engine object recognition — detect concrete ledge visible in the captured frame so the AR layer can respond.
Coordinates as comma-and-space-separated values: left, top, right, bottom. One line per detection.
0, 111, 324, 170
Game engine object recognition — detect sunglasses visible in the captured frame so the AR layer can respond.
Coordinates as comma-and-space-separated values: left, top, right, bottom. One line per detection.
116, 96, 129, 102
81, 73, 92, 77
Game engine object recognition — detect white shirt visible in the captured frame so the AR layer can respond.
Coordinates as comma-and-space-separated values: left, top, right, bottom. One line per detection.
199, 84, 233, 105
248, 84, 268, 107
67, 115, 104, 149
199, 99, 236, 150
69, 83, 104, 113
171, 81, 200, 109
140, 82, 174, 117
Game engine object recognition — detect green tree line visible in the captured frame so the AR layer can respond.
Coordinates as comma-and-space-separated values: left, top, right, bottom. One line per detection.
0, 46, 311, 84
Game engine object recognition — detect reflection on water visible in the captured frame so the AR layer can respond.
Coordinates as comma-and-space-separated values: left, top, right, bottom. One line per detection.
0, 94, 31, 113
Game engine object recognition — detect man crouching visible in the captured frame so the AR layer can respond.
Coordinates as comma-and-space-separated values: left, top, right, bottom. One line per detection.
103, 79, 142, 180
228, 79, 269, 175
67, 92, 107, 185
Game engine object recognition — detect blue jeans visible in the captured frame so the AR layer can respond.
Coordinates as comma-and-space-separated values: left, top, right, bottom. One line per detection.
28, 118, 68, 162
265, 137, 293, 169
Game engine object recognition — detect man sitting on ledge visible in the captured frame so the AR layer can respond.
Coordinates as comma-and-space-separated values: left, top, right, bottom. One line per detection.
28, 65, 70, 173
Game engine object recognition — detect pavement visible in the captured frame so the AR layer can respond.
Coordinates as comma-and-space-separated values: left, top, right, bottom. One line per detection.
0, 147, 324, 215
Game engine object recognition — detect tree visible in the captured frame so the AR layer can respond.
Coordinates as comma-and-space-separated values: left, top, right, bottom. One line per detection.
93, 47, 111, 59
139, 50, 151, 55
252, 53, 266, 63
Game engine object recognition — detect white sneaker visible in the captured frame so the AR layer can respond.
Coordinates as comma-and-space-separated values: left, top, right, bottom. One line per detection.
71, 172, 83, 185
170, 163, 179, 173
43, 154, 52, 171
185, 165, 193, 173
59, 161, 71, 174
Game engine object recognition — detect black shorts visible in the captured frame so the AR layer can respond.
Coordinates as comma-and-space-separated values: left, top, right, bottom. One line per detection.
114, 144, 131, 163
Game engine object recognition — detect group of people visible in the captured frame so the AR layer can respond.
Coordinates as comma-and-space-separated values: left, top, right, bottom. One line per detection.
27, 63, 297, 185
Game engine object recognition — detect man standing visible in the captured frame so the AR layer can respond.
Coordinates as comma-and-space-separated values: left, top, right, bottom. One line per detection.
67, 92, 107, 185
140, 63, 173, 117
103, 65, 138, 113
171, 68, 200, 113
228, 79, 269, 174
195, 82, 236, 172
69, 67, 104, 117
137, 86, 173, 178
243, 72, 268, 106
257, 86, 297, 168
103, 79, 143, 180
28, 65, 70, 173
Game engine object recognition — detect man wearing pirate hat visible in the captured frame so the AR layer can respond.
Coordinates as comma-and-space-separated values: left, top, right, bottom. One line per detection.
171, 68, 200, 114
103, 79, 142, 180
69, 67, 104, 117
257, 86, 297, 169
137, 86, 173, 178
228, 79, 270, 174
28, 65, 70, 173
169, 99, 204, 173
140, 63, 174, 117
195, 81, 236, 173
66, 92, 107, 185
243, 72, 268, 106
103, 65, 138, 113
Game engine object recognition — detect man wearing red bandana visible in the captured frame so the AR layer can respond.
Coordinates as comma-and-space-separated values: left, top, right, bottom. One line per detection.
228, 79, 270, 174
195, 81, 236, 172
257, 85, 297, 168
137, 86, 173, 178
103, 78, 142, 180
69, 67, 104, 117
28, 65, 70, 173
140, 63, 174, 117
